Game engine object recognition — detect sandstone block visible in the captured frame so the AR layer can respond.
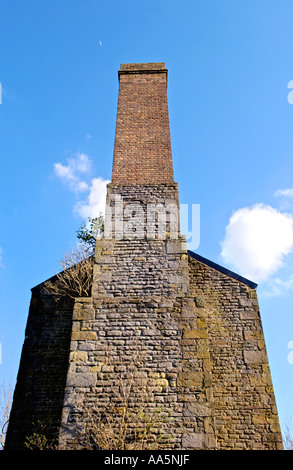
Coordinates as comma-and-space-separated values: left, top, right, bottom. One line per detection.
178, 371, 203, 388
195, 295, 205, 308
183, 402, 212, 417
239, 297, 254, 307
70, 351, 88, 363
73, 303, 95, 321
67, 372, 97, 388
183, 329, 208, 339
240, 310, 258, 320
157, 378, 169, 388
243, 350, 267, 365
182, 432, 216, 449
71, 331, 97, 341
252, 414, 267, 425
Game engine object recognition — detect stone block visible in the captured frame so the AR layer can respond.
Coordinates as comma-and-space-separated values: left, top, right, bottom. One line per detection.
166, 241, 181, 253
71, 331, 97, 341
178, 371, 203, 388
183, 329, 208, 339
181, 306, 196, 318
252, 414, 267, 425
240, 310, 258, 320
243, 350, 267, 365
67, 372, 97, 388
69, 351, 88, 363
239, 297, 254, 307
73, 301, 95, 321
156, 378, 169, 388
195, 295, 205, 308
182, 432, 216, 449
183, 402, 212, 417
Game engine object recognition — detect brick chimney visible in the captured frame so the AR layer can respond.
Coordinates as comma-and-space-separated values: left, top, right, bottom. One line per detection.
111, 63, 174, 185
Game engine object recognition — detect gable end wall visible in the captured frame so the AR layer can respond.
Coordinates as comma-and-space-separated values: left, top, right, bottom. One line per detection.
188, 255, 283, 450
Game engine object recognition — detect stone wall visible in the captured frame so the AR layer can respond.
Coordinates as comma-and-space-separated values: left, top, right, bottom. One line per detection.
188, 254, 283, 450
58, 234, 217, 450
6, 246, 283, 450
5, 285, 74, 449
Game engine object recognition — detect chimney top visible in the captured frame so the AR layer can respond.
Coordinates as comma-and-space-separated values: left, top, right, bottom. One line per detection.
119, 62, 168, 76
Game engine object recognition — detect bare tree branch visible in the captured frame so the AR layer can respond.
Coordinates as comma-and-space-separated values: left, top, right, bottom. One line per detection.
0, 382, 13, 450
44, 246, 93, 299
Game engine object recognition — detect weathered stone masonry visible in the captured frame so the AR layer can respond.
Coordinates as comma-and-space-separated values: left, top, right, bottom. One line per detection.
5, 63, 283, 450
188, 253, 282, 449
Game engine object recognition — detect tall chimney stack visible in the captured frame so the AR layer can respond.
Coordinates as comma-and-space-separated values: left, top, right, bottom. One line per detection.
112, 63, 174, 185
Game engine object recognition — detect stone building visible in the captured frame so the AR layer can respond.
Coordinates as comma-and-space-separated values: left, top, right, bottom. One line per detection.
5, 63, 283, 450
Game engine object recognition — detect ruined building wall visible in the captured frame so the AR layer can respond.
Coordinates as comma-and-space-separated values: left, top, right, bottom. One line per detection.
5, 286, 74, 448
188, 255, 283, 450
58, 230, 217, 449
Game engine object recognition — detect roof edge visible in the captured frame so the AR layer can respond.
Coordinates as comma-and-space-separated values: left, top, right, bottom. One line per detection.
187, 250, 258, 289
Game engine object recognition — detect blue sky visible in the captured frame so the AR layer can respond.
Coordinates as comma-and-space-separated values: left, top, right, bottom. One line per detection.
1, 0, 293, 438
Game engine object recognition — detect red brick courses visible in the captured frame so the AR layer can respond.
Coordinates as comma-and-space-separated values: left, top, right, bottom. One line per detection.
112, 63, 174, 184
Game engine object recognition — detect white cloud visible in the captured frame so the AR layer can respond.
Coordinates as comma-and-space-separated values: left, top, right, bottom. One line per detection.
261, 274, 293, 297
274, 188, 293, 198
53, 153, 110, 220
74, 177, 110, 219
54, 153, 92, 192
220, 203, 293, 283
